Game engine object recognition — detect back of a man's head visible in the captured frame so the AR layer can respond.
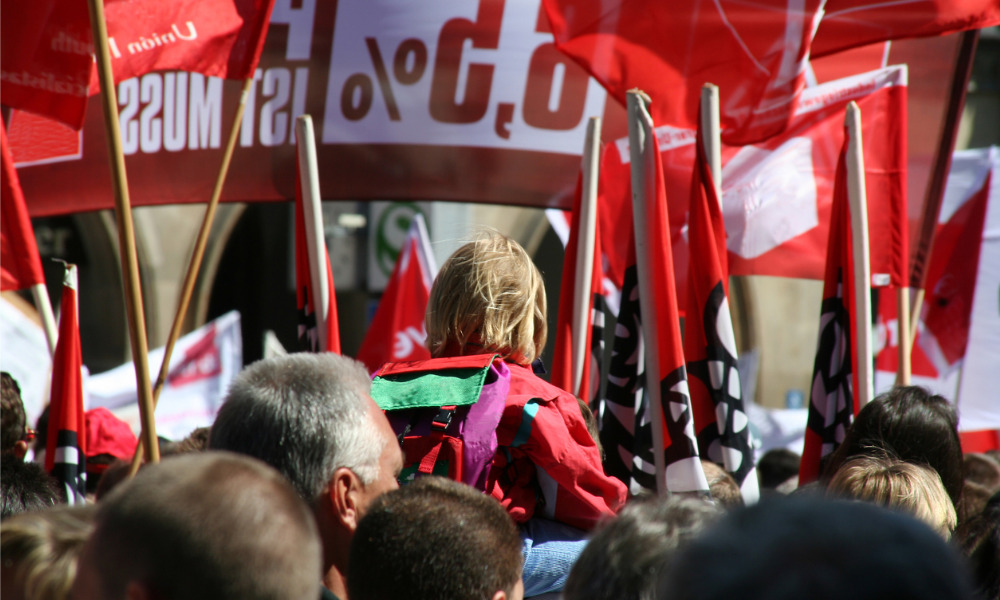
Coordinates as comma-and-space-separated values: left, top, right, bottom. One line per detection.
564, 495, 723, 600
348, 476, 523, 600
73, 452, 322, 600
1, 454, 60, 520
1, 372, 28, 457
209, 352, 382, 503
660, 496, 975, 600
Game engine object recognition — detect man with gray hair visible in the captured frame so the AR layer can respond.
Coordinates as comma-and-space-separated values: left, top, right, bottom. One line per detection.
209, 353, 403, 600
71, 452, 323, 600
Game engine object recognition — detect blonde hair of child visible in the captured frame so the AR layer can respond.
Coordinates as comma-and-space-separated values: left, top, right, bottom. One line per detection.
426, 232, 546, 364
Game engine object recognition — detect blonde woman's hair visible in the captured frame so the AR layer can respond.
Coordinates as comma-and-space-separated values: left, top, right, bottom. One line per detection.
828, 456, 957, 539
1, 504, 95, 600
426, 232, 546, 364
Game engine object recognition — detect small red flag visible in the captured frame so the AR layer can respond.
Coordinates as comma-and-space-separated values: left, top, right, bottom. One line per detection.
356, 214, 436, 372
45, 263, 87, 504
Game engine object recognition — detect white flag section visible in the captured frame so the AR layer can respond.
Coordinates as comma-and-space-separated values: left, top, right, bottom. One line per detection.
0, 297, 53, 428
875, 147, 1000, 431
87, 311, 242, 441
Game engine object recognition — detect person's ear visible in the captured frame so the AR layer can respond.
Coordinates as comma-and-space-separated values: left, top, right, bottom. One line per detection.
13, 440, 28, 460
490, 591, 507, 600
329, 466, 365, 532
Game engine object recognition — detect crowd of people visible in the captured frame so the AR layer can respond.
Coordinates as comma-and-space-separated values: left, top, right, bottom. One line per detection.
1, 232, 998, 600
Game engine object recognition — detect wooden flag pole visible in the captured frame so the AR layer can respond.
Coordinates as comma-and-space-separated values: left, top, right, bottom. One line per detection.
295, 115, 331, 352
699, 84, 722, 195
129, 77, 256, 473
845, 102, 874, 408
626, 90, 667, 494
897, 286, 912, 385
86, 0, 159, 464
571, 116, 601, 397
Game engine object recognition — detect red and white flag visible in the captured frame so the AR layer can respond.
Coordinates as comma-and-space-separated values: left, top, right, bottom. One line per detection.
799, 130, 859, 485
356, 214, 437, 372
294, 163, 340, 354
1, 121, 46, 292
596, 66, 909, 303
550, 178, 606, 404
875, 147, 1000, 450
45, 263, 87, 504
0, 0, 275, 129
684, 120, 759, 503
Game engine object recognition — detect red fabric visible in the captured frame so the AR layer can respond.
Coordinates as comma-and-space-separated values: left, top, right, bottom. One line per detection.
542, 0, 823, 145
0, 0, 273, 129
812, 0, 1000, 58
294, 163, 340, 354
959, 430, 1000, 454
550, 176, 602, 402
0, 122, 46, 292
84, 407, 138, 459
596, 66, 908, 296
0, 0, 93, 128
486, 363, 627, 531
799, 131, 858, 485
357, 219, 435, 372
45, 265, 87, 503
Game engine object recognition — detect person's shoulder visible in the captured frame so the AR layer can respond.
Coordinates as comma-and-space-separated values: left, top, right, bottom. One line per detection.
506, 363, 574, 404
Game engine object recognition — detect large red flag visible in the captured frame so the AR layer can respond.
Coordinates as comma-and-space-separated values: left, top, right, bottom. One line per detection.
542, 0, 995, 145
294, 164, 340, 354
45, 263, 87, 504
0, 0, 275, 129
543, 0, 823, 145
596, 66, 908, 301
0, 122, 46, 292
799, 129, 859, 485
356, 214, 437, 372
550, 177, 606, 405
812, 0, 1000, 58
684, 120, 759, 503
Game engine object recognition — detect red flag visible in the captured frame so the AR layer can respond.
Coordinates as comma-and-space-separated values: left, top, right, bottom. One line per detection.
1, 122, 46, 292
45, 263, 87, 504
550, 177, 605, 404
684, 121, 759, 503
799, 130, 859, 485
812, 0, 1000, 58
600, 96, 708, 494
0, 0, 275, 129
0, 0, 93, 128
294, 164, 340, 354
94, 0, 276, 89
596, 66, 908, 297
543, 0, 823, 145
356, 214, 437, 372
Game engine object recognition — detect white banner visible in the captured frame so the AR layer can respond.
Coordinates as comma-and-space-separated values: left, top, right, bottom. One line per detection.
87, 311, 242, 441
0, 296, 53, 427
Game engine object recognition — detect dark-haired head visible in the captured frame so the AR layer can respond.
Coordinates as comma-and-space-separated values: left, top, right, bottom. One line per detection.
822, 386, 963, 508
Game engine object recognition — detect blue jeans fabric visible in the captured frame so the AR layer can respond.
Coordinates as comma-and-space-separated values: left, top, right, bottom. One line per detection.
520, 517, 589, 597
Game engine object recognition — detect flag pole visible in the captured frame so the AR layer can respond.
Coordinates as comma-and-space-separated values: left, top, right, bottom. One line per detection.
909, 30, 979, 345
845, 102, 874, 407
571, 116, 601, 397
896, 286, 912, 385
295, 115, 331, 353
699, 84, 722, 195
30, 283, 58, 355
626, 90, 667, 494
129, 77, 256, 474
86, 0, 159, 464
